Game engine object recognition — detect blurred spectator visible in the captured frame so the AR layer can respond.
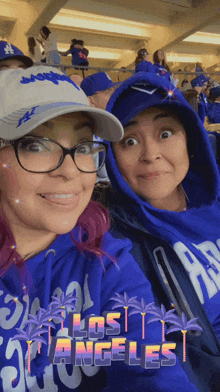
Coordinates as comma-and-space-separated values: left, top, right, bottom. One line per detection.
81, 72, 119, 110
69, 73, 83, 86
27, 37, 46, 63
59, 39, 89, 68
170, 73, 179, 87
182, 89, 198, 113
184, 64, 196, 81
77, 40, 89, 58
81, 72, 120, 184
0, 41, 33, 71
207, 87, 220, 124
153, 49, 171, 81
195, 62, 204, 73
189, 76, 208, 124
179, 79, 189, 92
134, 49, 155, 73
197, 75, 210, 124
211, 80, 220, 88
39, 26, 60, 65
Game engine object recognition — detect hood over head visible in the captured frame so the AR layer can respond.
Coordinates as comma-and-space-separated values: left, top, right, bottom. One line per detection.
105, 72, 219, 213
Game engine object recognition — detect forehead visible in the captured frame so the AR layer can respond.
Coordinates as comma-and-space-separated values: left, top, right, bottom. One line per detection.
0, 58, 25, 67
29, 112, 94, 137
124, 106, 184, 129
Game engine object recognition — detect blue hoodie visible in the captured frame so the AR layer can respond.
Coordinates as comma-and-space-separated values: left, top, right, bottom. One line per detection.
0, 225, 197, 391
208, 102, 220, 124
105, 72, 220, 391
135, 60, 156, 74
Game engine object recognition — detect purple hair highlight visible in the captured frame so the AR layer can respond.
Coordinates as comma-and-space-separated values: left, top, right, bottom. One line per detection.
0, 200, 117, 278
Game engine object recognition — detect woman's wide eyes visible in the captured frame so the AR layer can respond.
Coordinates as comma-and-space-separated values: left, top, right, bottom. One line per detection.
160, 130, 173, 139
124, 138, 138, 146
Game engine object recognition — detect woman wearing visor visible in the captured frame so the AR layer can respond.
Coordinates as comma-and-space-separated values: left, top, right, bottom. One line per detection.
0, 67, 197, 391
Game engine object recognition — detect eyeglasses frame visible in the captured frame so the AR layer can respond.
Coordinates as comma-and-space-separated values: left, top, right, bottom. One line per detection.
1, 135, 108, 174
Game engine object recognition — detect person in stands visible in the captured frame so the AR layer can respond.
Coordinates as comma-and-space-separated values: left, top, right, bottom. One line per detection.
0, 41, 33, 71
134, 49, 155, 74
27, 37, 46, 63
59, 39, 89, 68
39, 26, 60, 65
207, 86, 220, 124
81, 71, 120, 184
153, 49, 171, 81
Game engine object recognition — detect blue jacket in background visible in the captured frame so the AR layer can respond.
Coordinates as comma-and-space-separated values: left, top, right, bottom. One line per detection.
198, 92, 209, 124
135, 60, 156, 74
208, 102, 220, 124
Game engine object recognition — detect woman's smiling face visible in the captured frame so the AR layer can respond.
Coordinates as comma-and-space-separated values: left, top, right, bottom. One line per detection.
113, 106, 189, 210
0, 112, 97, 238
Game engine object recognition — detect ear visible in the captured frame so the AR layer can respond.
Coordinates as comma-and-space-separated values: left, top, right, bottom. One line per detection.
88, 96, 96, 107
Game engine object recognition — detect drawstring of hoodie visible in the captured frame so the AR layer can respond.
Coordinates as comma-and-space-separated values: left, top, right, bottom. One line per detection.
31, 249, 56, 377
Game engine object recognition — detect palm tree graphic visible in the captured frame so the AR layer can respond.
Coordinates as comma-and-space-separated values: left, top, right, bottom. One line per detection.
110, 292, 137, 332
11, 323, 48, 373
46, 303, 65, 344
147, 304, 177, 342
23, 307, 56, 353
129, 299, 155, 339
166, 312, 203, 362
50, 292, 78, 332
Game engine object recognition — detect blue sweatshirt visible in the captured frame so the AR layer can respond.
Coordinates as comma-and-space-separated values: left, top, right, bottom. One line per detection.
153, 63, 171, 81
0, 227, 197, 391
208, 102, 220, 124
135, 61, 156, 74
198, 92, 209, 124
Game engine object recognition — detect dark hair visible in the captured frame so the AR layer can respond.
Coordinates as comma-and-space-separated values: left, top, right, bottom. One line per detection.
83, 48, 89, 57
181, 79, 188, 87
77, 40, 84, 46
41, 26, 51, 39
135, 48, 149, 66
153, 50, 171, 74
70, 39, 77, 48
28, 37, 36, 56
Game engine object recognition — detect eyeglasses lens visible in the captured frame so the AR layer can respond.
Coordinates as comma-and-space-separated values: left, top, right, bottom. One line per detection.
17, 138, 106, 173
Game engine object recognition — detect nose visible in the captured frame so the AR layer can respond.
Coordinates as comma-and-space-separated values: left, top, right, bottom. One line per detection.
140, 139, 161, 163
49, 154, 80, 180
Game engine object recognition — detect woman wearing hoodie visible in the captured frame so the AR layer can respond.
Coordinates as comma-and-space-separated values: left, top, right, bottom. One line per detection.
105, 72, 220, 392
153, 50, 171, 82
0, 67, 198, 391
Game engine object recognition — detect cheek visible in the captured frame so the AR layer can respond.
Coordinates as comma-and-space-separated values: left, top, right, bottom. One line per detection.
82, 173, 97, 190
166, 139, 189, 175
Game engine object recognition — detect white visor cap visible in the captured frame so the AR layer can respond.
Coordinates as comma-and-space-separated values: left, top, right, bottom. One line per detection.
0, 66, 124, 142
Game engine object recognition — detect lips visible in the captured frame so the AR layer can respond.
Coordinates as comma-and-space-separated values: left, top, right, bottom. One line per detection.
138, 172, 167, 179
39, 193, 80, 206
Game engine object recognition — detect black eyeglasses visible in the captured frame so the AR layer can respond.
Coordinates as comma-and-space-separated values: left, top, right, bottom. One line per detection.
1, 136, 108, 173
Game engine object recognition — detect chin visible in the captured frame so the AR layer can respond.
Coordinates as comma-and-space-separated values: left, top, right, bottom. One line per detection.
44, 218, 79, 235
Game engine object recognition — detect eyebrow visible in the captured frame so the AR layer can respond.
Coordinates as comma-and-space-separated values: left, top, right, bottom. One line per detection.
74, 121, 93, 131
124, 113, 173, 130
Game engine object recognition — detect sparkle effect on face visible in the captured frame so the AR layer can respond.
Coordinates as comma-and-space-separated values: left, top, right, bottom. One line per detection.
113, 107, 189, 211
0, 113, 96, 240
